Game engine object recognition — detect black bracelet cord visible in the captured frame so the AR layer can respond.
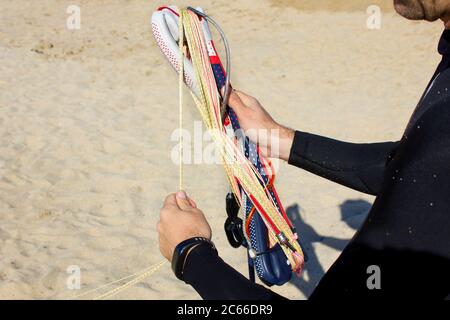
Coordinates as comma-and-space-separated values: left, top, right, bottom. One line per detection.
171, 237, 217, 281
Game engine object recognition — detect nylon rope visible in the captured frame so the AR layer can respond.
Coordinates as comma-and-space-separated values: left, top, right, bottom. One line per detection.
74, 8, 303, 300
72, 260, 167, 300
179, 9, 304, 272
179, 10, 185, 190
74, 12, 186, 301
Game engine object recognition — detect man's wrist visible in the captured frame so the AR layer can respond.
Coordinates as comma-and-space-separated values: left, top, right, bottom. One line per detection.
277, 126, 295, 161
171, 237, 217, 281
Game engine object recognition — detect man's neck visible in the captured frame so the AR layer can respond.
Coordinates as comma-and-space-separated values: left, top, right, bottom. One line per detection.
442, 14, 450, 29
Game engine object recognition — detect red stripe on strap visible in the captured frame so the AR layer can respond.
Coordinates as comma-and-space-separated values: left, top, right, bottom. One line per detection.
157, 6, 179, 17
257, 148, 293, 229
249, 194, 280, 235
210, 41, 226, 75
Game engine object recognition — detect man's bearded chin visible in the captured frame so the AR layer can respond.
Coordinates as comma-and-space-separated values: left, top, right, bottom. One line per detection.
394, 0, 440, 21
394, 0, 425, 19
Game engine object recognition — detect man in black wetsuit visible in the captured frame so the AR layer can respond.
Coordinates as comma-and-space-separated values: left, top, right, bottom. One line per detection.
157, 0, 450, 299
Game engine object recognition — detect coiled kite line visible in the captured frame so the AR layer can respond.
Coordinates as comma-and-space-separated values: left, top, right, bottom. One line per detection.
72, 260, 166, 300
178, 8, 304, 272
179, 9, 185, 190
74, 6, 303, 300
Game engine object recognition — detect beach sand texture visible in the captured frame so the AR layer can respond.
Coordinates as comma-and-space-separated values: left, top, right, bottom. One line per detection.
0, 0, 442, 299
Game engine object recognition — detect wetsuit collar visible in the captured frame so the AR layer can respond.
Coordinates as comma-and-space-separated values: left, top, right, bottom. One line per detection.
438, 29, 450, 56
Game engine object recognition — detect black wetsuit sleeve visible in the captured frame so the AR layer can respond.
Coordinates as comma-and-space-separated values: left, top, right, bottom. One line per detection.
309, 100, 450, 299
183, 244, 286, 300
288, 131, 399, 195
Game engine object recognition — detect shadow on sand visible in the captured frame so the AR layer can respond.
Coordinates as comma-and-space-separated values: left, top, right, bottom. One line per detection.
286, 199, 372, 297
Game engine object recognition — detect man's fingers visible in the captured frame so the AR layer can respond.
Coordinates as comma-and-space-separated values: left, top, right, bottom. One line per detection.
161, 191, 196, 217
188, 198, 197, 208
234, 90, 256, 106
163, 193, 179, 208
175, 190, 194, 211
228, 90, 247, 116
160, 194, 178, 222
156, 221, 161, 233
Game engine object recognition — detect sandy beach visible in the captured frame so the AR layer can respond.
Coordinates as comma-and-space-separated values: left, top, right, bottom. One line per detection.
0, 0, 443, 299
